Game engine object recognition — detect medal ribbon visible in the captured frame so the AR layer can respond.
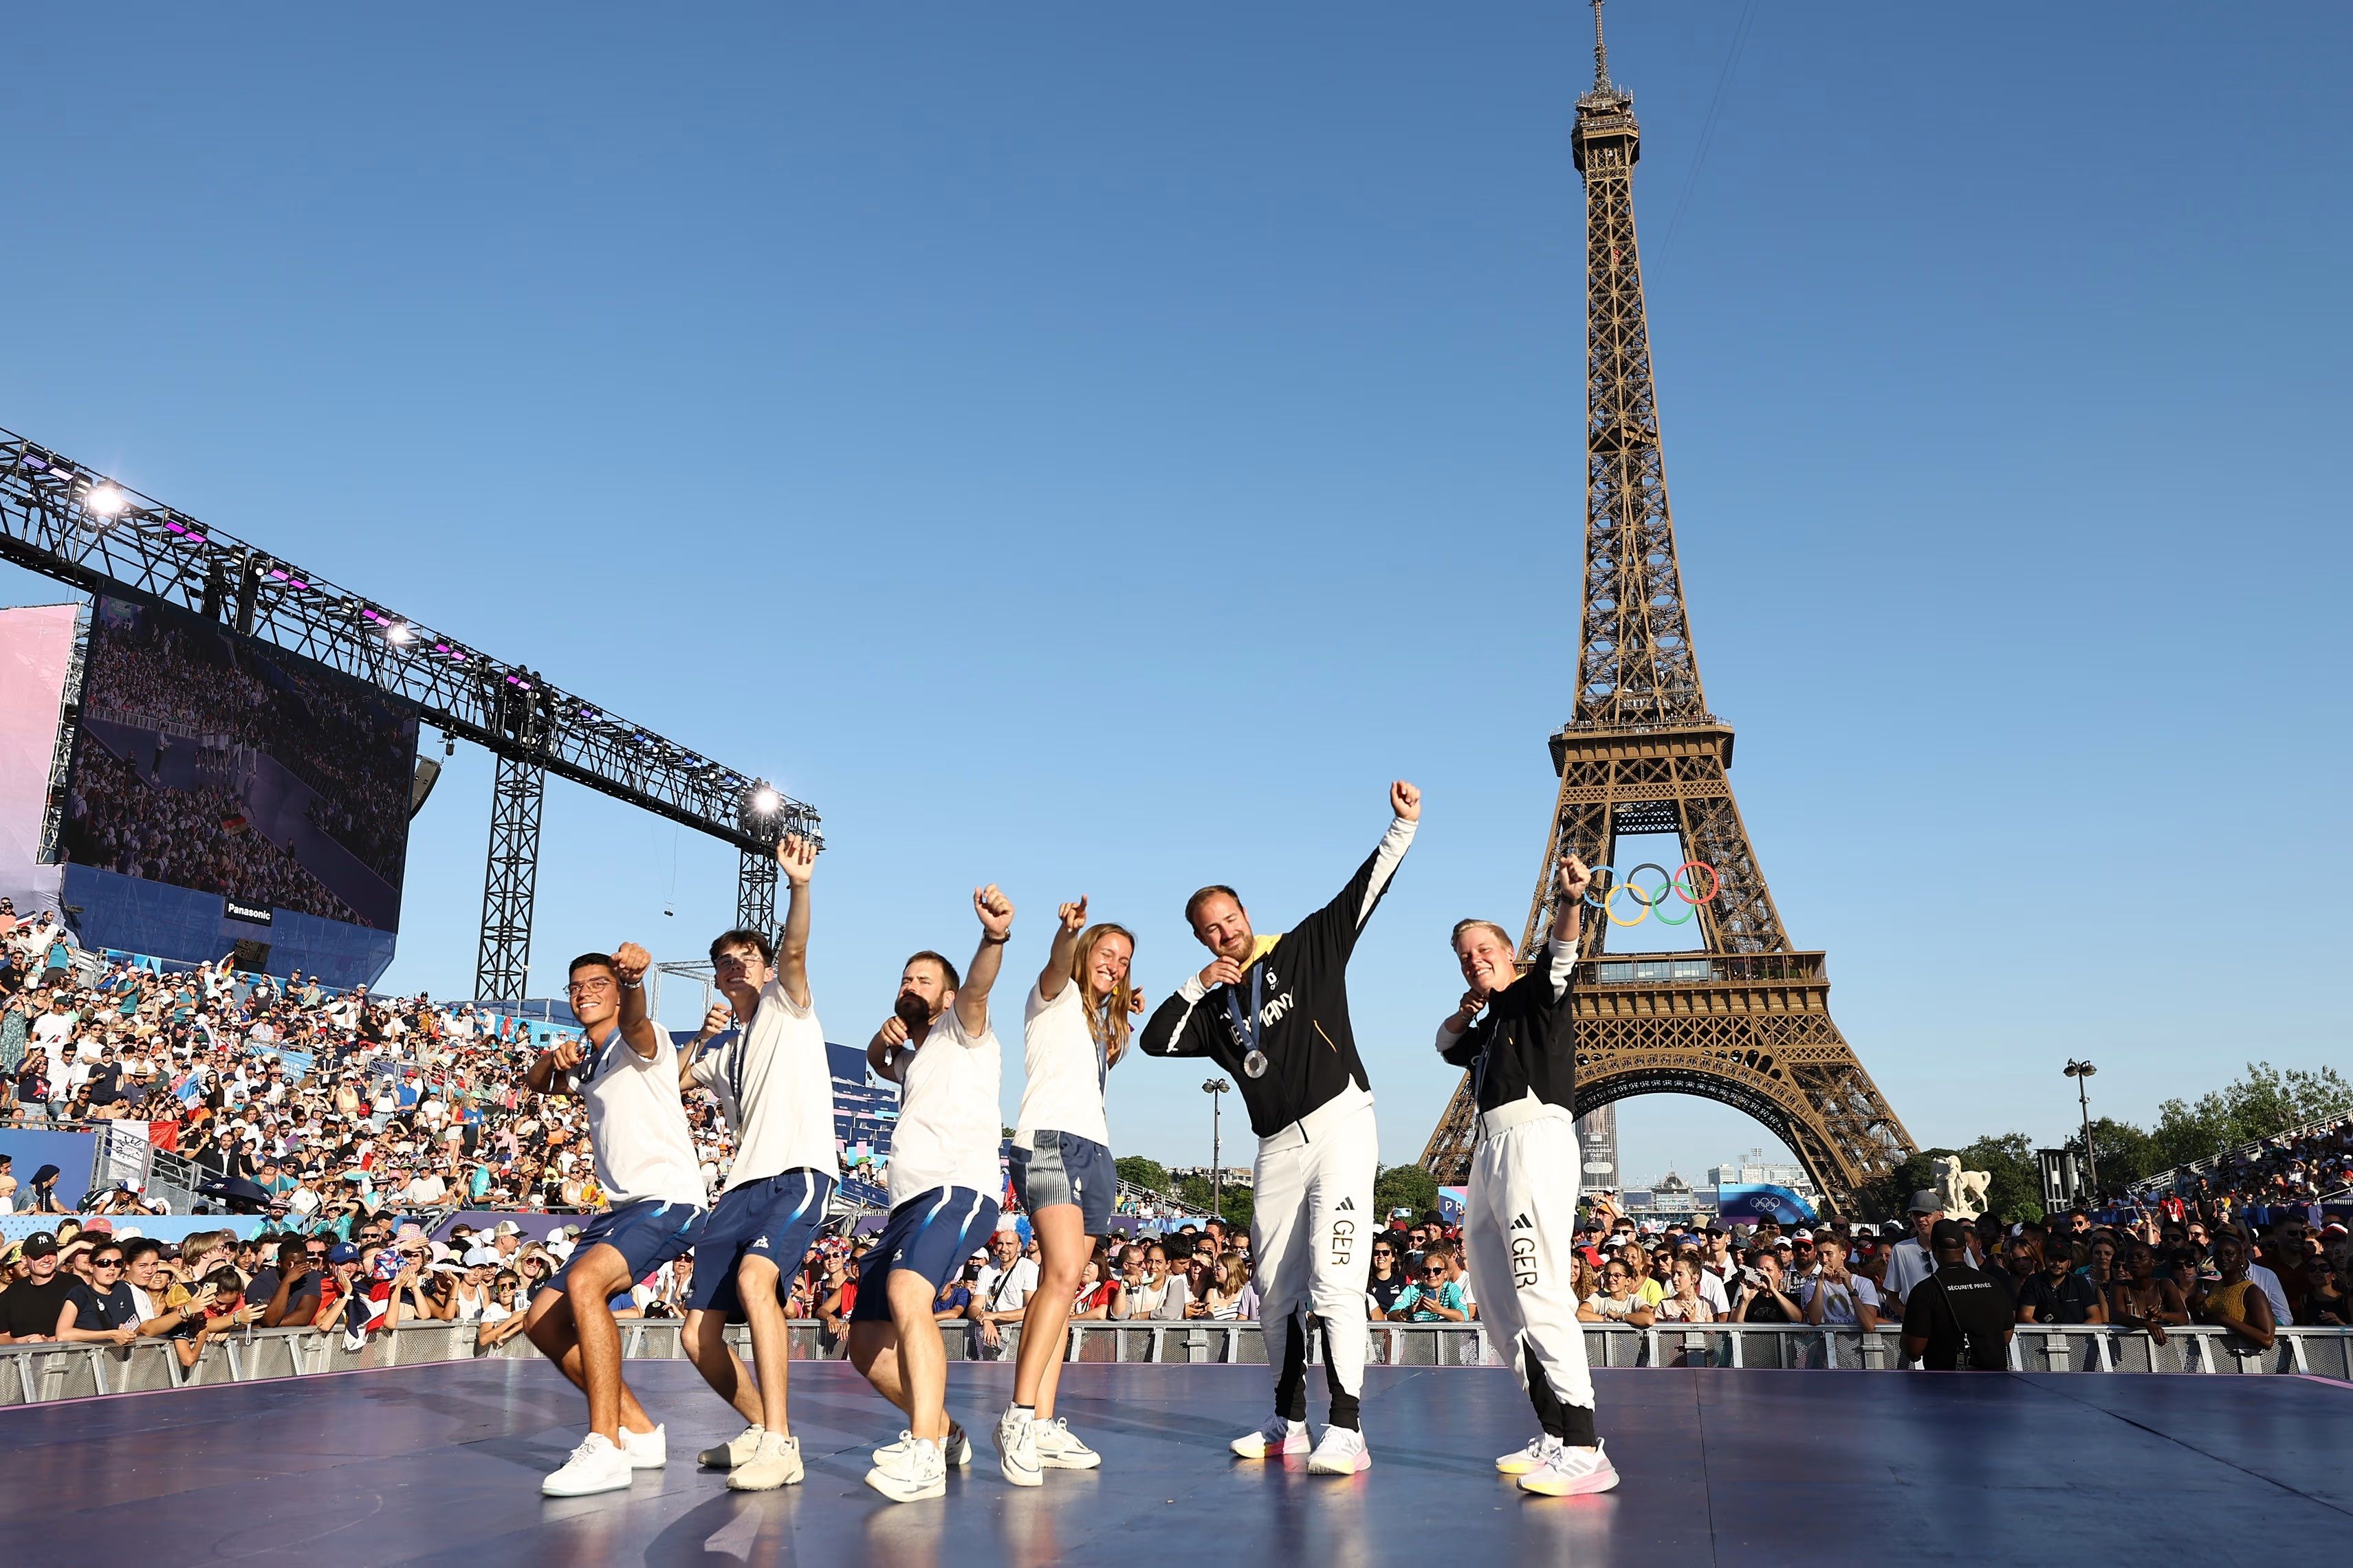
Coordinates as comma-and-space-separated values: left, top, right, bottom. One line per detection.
1221, 967, 1265, 1070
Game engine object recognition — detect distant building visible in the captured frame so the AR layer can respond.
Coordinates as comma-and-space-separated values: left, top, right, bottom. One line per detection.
1707, 1151, 1821, 1206
1168, 1166, 1255, 1190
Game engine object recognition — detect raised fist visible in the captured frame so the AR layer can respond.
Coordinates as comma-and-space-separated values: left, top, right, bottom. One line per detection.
877, 1015, 911, 1050
974, 884, 1014, 939
697, 1004, 732, 1041
611, 942, 651, 985
1390, 780, 1421, 821
551, 1037, 586, 1072
777, 834, 816, 886
1556, 852, 1593, 904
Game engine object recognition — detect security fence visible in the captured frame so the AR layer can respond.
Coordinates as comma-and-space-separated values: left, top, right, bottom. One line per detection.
2, 1319, 2346, 1408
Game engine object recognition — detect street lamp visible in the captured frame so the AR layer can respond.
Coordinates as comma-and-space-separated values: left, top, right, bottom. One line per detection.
1203, 1077, 1230, 1221
2064, 1060, 2099, 1199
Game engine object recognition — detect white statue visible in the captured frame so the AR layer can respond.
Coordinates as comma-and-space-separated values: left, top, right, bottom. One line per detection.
1931, 1155, 1991, 1221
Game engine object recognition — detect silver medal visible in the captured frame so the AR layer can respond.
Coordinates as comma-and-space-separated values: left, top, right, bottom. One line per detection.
1243, 1049, 1269, 1079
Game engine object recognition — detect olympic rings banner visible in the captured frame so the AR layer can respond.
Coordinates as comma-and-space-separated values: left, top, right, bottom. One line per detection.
1582, 860, 1718, 928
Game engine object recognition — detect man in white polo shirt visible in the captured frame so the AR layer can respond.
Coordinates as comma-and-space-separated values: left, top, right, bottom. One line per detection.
677, 835, 839, 1493
523, 943, 707, 1499
853, 884, 1016, 1503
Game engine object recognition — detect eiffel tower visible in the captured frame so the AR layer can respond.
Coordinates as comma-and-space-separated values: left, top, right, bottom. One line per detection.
1418, 2, 1914, 1217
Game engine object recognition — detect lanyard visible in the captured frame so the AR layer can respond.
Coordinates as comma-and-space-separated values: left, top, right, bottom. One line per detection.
1221, 967, 1265, 1072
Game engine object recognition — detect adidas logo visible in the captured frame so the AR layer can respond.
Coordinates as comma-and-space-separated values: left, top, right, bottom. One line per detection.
1337, 1197, 1355, 1211
1511, 1214, 1533, 1230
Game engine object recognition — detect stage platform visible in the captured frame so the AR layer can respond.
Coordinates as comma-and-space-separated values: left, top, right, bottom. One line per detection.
0, 1360, 2345, 1565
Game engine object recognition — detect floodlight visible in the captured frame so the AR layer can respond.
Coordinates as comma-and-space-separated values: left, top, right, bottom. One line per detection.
386, 621, 414, 645
84, 484, 129, 518
752, 786, 782, 815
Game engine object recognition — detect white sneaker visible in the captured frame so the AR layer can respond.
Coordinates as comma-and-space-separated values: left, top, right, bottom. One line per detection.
875, 1421, 970, 1469
1306, 1426, 1371, 1475
617, 1423, 666, 1470
865, 1433, 948, 1503
542, 1432, 633, 1497
727, 1431, 805, 1491
1031, 1417, 1101, 1470
700, 1424, 764, 1470
996, 1406, 1042, 1488
1519, 1437, 1620, 1497
1230, 1415, 1309, 1459
1496, 1435, 1551, 1475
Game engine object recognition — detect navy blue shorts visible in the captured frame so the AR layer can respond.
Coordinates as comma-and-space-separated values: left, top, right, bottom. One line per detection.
543, 1198, 705, 1299
849, 1186, 1002, 1324
1008, 1129, 1114, 1235
686, 1168, 836, 1317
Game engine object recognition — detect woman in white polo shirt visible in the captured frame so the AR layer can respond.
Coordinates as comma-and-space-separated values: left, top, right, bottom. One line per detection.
994, 896, 1140, 1488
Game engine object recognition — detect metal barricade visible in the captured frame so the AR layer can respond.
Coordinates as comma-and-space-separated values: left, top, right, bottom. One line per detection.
3, 1319, 2347, 1408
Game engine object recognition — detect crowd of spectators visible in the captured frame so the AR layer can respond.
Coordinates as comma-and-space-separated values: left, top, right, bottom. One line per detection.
63, 601, 415, 918
61, 742, 366, 925
1, 912, 2347, 1375
2129, 1116, 2353, 1233
0, 934, 747, 1222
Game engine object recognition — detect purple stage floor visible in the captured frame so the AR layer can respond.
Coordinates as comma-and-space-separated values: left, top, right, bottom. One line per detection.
1, 1360, 2346, 1565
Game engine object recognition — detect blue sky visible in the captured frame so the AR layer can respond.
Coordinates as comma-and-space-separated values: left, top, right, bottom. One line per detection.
4, 5, 2347, 1180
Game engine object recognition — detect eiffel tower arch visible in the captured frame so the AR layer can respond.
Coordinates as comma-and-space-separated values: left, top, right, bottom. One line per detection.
1419, 3, 1915, 1217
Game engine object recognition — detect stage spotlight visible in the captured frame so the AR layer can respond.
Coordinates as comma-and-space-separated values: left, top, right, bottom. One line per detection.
84, 484, 129, 519
386, 621, 413, 645
751, 786, 782, 816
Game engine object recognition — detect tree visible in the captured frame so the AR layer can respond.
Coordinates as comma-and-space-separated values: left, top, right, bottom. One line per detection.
1173, 1171, 1253, 1233
1115, 1156, 1170, 1195
2150, 1061, 2353, 1169
2064, 1116, 2159, 1192
1886, 1135, 2044, 1225
1372, 1162, 1439, 1222
1956, 1133, 2045, 1224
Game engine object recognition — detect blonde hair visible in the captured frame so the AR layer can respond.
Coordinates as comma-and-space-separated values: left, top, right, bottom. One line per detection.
1451, 918, 1515, 954
1070, 922, 1138, 1068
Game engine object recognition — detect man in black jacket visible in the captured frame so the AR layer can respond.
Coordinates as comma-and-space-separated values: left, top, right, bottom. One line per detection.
1901, 1219, 2015, 1370
1436, 851, 1618, 1497
1141, 780, 1419, 1477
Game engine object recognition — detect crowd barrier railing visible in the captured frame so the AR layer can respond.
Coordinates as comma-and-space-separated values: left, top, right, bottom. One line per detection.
2, 1319, 2346, 1408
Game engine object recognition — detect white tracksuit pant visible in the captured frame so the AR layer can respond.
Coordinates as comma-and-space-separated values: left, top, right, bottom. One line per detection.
1251, 1090, 1379, 1420
1464, 1098, 1595, 1422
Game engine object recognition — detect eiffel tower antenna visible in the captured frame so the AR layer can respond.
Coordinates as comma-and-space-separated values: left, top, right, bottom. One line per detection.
1418, 9, 1916, 1217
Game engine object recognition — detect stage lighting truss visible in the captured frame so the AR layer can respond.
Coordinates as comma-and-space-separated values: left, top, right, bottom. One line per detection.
0, 425, 819, 857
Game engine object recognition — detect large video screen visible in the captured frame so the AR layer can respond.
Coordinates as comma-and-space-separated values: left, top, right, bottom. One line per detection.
61, 595, 418, 931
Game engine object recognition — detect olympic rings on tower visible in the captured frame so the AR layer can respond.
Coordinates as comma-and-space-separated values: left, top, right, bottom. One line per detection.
1580, 861, 1719, 928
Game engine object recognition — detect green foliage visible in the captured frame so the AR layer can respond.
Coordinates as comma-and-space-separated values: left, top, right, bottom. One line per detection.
1115, 1156, 1170, 1195
1372, 1162, 1440, 1222
1172, 1171, 1254, 1233
2064, 1117, 2158, 1190
2149, 1061, 2353, 1169
1956, 1132, 2045, 1224
1883, 1134, 2044, 1226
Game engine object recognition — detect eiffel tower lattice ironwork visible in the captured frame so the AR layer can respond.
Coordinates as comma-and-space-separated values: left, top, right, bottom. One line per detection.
1417, 3, 1915, 1216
